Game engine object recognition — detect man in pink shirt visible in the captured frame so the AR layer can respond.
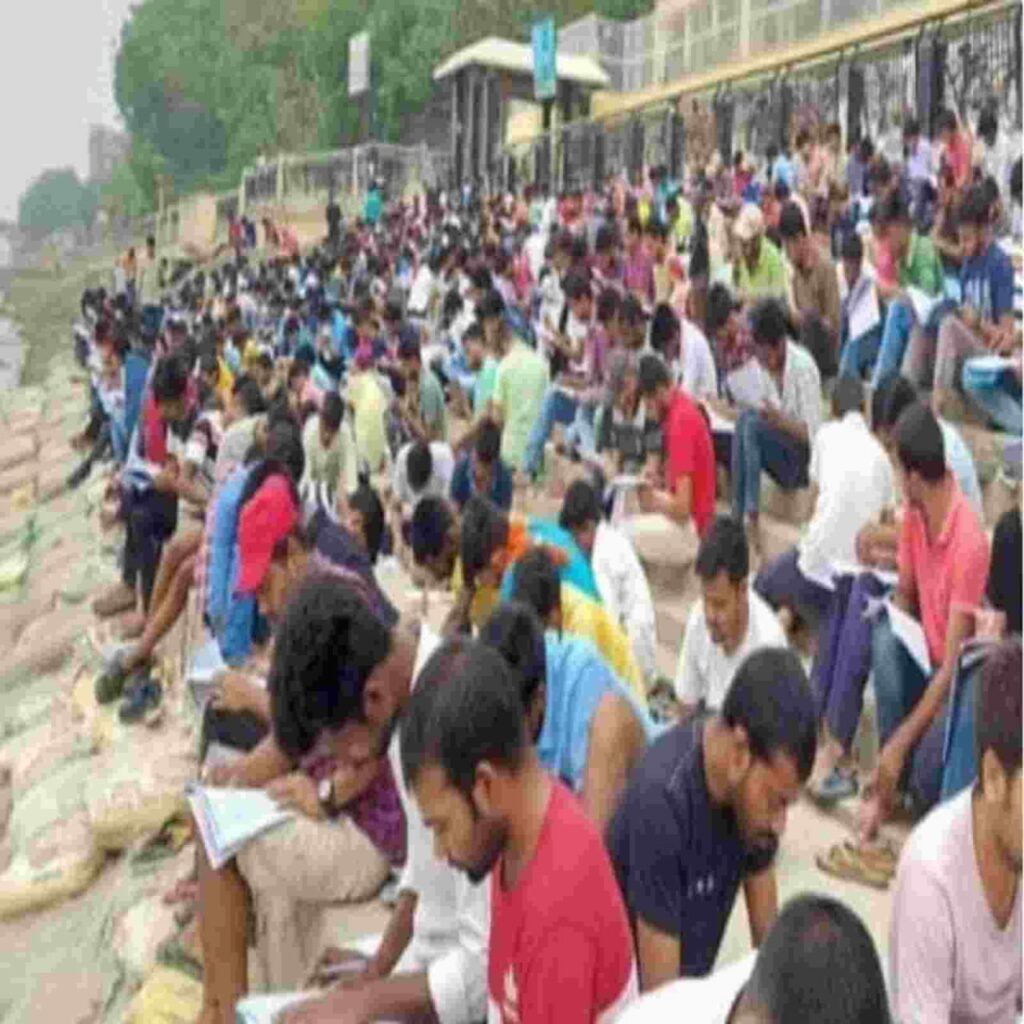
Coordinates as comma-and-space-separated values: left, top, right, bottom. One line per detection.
401, 639, 638, 1024
889, 637, 1021, 1023
860, 402, 989, 840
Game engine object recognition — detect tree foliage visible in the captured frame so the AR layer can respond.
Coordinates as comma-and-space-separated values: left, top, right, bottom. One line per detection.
112, 0, 655, 203
18, 169, 98, 237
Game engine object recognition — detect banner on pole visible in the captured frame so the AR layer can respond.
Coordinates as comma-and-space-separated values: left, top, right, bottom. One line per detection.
532, 18, 556, 102
348, 31, 370, 97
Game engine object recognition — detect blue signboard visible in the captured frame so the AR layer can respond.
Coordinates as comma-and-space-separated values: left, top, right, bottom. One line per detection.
532, 18, 556, 102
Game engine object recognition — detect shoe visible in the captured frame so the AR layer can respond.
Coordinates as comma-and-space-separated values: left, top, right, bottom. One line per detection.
811, 767, 859, 805
95, 649, 132, 704
119, 678, 163, 725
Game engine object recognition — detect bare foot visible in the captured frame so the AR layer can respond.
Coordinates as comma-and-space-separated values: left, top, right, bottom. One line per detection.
857, 791, 883, 844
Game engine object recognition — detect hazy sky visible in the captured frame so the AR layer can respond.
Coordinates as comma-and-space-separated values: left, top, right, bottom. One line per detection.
2, 0, 135, 222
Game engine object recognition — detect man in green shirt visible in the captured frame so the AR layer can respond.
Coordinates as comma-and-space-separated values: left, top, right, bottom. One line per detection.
733, 204, 787, 302
397, 331, 448, 443
301, 391, 358, 516
480, 290, 549, 472
870, 192, 949, 388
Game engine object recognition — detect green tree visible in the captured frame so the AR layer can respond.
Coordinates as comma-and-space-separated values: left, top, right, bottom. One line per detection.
18, 168, 97, 237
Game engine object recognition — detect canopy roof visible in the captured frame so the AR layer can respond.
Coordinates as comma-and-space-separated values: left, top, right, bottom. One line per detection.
433, 36, 611, 88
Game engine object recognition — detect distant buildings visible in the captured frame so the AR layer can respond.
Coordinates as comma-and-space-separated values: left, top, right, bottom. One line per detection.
88, 126, 131, 186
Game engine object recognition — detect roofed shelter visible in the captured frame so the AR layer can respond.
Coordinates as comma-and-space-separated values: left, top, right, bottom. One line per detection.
433, 36, 610, 189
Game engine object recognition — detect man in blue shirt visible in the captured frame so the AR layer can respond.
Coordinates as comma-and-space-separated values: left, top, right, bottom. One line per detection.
929, 184, 1016, 421
479, 602, 655, 829
449, 419, 513, 511
606, 648, 816, 992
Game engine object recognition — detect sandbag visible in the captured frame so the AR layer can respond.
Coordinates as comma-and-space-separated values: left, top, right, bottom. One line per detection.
0, 608, 90, 692
0, 463, 37, 499
0, 759, 103, 920
0, 434, 36, 472
124, 966, 203, 1024
86, 735, 194, 852
0, 717, 86, 799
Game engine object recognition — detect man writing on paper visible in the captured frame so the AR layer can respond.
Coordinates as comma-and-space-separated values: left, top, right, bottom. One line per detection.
837, 233, 883, 380
858, 402, 989, 842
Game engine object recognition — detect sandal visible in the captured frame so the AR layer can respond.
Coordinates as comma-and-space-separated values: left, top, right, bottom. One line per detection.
815, 843, 891, 891
843, 839, 897, 875
809, 768, 859, 805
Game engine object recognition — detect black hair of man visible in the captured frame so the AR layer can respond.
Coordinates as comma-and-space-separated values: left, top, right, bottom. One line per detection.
508, 546, 561, 622
563, 268, 593, 303
977, 106, 998, 148
903, 117, 921, 139
832, 375, 864, 419
721, 647, 817, 781
460, 494, 509, 586
749, 297, 789, 348
743, 894, 892, 1024
407, 441, 434, 493
778, 201, 808, 240
349, 483, 386, 564
400, 638, 528, 798
893, 401, 946, 483
479, 602, 548, 710
595, 224, 618, 253
476, 288, 506, 322
878, 190, 911, 227
198, 350, 219, 379
695, 515, 750, 583
239, 419, 306, 509
621, 294, 646, 327
766, 143, 779, 162
636, 351, 671, 397
840, 231, 864, 263
462, 321, 484, 346
257, 350, 274, 372
646, 219, 669, 241
151, 354, 189, 404
706, 283, 740, 336
596, 288, 622, 325
872, 375, 917, 431
975, 636, 1023, 777
321, 391, 344, 433
559, 479, 602, 533
959, 184, 994, 227
410, 495, 454, 565
469, 264, 494, 294
475, 419, 501, 465
937, 109, 958, 135
269, 574, 392, 760
649, 303, 680, 358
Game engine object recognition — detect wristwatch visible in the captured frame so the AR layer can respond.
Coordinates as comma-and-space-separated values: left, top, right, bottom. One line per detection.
317, 776, 336, 818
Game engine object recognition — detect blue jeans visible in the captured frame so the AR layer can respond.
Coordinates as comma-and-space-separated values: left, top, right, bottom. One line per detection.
871, 613, 944, 812
730, 410, 810, 520
870, 298, 914, 388
962, 364, 1023, 436
838, 315, 883, 380
523, 387, 579, 478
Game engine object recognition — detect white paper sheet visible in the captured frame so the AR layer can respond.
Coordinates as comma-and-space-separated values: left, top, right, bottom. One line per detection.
884, 600, 932, 676
848, 278, 882, 341
724, 360, 765, 409
905, 286, 941, 326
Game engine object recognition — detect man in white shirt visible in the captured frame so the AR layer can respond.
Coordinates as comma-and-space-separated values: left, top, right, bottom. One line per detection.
619, 894, 891, 1024
889, 638, 1022, 1024
650, 303, 718, 402
559, 478, 658, 682
391, 440, 455, 515
274, 580, 489, 1024
675, 516, 786, 717
755, 376, 894, 629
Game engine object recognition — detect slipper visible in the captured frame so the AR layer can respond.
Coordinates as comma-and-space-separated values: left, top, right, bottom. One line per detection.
815, 843, 891, 891
809, 768, 859, 804
842, 839, 897, 874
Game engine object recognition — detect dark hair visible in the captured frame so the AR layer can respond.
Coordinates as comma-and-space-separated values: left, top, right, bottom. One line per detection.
399, 638, 527, 796
840, 232, 864, 263
637, 352, 671, 396
649, 303, 680, 357
721, 647, 817, 782
474, 419, 501, 465
321, 391, 344, 433
397, 334, 421, 364
269, 575, 392, 760
151, 354, 189, 404
621, 294, 646, 327
744, 894, 891, 1024
706, 283, 739, 336
877, 190, 911, 227
508, 546, 561, 621
832, 375, 864, 419
198, 350, 219, 379
595, 224, 618, 253
410, 495, 454, 564
563, 268, 592, 303
349, 483, 386, 564
903, 117, 921, 138
476, 288, 505, 321
958, 184, 993, 228
977, 106, 998, 147
468, 263, 493, 293
695, 516, 750, 583
462, 321, 484, 346
975, 637, 1023, 777
559, 479, 602, 532
749, 297, 788, 348
937, 109, 958, 135
239, 420, 305, 510
873, 375, 917, 431
460, 495, 509, 585
778, 202, 807, 240
407, 441, 434, 493
1011, 158, 1022, 204
596, 288, 622, 325
893, 402, 946, 483
479, 602, 548, 709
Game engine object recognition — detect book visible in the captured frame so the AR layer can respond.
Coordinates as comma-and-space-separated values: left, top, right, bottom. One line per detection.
848, 277, 881, 341
187, 785, 293, 871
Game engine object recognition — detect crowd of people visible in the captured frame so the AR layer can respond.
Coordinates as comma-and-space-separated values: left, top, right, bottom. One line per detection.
68, 103, 1022, 1024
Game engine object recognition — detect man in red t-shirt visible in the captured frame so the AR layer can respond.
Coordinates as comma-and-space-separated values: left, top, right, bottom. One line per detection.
400, 639, 639, 1024
636, 353, 716, 538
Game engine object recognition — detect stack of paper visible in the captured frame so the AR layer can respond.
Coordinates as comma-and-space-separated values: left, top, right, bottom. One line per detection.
187, 785, 293, 871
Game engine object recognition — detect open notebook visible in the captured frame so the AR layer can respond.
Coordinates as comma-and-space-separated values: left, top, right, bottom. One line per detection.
187, 785, 293, 871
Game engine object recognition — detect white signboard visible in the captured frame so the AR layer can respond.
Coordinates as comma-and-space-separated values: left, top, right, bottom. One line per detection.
348, 31, 370, 97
